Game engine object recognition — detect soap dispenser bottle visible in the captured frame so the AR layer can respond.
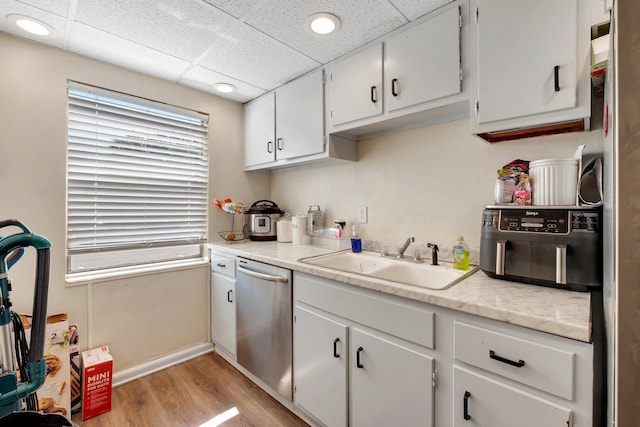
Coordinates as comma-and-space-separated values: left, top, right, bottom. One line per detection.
452, 233, 470, 270
350, 225, 362, 253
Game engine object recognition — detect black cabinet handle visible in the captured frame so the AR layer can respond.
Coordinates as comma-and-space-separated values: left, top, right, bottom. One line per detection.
554, 65, 560, 92
463, 391, 471, 421
277, 137, 283, 150
267, 140, 273, 153
370, 86, 378, 104
216, 263, 226, 268
489, 350, 525, 368
333, 338, 340, 358
391, 78, 399, 97
227, 290, 233, 303
356, 346, 364, 368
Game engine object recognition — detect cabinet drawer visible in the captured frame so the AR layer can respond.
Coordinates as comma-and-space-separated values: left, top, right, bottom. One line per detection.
211, 254, 235, 277
296, 273, 434, 349
454, 322, 574, 400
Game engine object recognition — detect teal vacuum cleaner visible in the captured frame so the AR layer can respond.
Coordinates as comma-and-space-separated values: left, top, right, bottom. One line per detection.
0, 219, 51, 417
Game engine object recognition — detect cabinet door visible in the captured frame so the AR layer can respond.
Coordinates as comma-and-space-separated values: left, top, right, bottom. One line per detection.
244, 92, 275, 167
276, 69, 324, 161
351, 328, 434, 427
385, 6, 461, 112
329, 44, 383, 127
294, 306, 348, 427
211, 273, 236, 356
475, 0, 578, 124
453, 366, 572, 427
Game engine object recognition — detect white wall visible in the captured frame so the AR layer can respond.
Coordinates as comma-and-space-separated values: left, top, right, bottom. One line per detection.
0, 34, 270, 372
271, 118, 604, 254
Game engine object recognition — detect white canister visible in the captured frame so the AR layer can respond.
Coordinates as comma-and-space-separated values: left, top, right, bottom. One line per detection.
276, 217, 292, 242
291, 215, 307, 245
529, 158, 579, 205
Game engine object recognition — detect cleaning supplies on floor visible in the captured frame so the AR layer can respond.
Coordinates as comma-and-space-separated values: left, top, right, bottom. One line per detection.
452, 234, 470, 270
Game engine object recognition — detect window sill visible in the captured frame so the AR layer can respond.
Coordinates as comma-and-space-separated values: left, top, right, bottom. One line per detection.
65, 257, 210, 286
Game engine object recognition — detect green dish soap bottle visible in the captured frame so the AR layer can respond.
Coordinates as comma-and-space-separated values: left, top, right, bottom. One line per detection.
452, 234, 470, 270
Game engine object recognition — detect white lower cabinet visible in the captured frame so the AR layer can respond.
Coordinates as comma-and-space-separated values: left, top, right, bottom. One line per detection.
350, 327, 434, 427
210, 253, 236, 357
294, 306, 348, 427
293, 273, 435, 427
292, 272, 596, 427
452, 320, 594, 427
453, 366, 572, 427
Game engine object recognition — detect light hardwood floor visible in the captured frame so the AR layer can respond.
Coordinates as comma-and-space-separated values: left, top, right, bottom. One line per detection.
71, 352, 308, 427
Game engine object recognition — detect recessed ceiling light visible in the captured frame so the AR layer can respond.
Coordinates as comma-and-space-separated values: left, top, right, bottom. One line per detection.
213, 83, 237, 94
7, 14, 56, 37
307, 13, 341, 35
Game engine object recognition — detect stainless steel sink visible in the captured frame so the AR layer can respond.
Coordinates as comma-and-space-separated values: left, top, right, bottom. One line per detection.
299, 250, 477, 290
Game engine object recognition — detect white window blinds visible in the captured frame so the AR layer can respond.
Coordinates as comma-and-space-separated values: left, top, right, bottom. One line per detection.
67, 81, 209, 273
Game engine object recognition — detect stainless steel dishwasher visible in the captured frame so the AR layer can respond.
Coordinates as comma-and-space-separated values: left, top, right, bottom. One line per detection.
236, 257, 293, 401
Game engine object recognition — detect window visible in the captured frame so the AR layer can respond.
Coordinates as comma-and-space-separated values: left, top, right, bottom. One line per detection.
66, 81, 209, 275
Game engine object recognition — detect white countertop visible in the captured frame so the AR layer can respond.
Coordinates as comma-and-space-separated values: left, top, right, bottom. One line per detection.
209, 241, 592, 342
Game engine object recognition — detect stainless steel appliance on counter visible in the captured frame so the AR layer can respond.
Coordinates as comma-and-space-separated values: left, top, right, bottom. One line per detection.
236, 258, 293, 400
244, 200, 284, 241
480, 206, 602, 291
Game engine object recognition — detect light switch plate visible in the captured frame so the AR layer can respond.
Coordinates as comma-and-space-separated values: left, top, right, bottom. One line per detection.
358, 206, 368, 224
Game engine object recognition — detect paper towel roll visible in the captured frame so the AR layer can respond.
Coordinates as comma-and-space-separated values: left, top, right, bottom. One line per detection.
292, 215, 307, 245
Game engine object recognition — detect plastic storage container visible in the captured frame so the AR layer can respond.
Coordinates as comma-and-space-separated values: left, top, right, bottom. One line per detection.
529, 158, 579, 205
276, 216, 292, 242
291, 215, 307, 245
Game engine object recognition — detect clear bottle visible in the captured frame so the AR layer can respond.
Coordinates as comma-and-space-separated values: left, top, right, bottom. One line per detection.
452, 233, 470, 270
350, 225, 362, 253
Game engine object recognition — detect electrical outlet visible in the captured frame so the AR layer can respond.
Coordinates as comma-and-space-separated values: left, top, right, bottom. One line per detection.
358, 206, 368, 224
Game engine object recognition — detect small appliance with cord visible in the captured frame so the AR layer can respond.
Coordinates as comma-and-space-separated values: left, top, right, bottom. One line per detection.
480, 206, 602, 291
244, 200, 284, 241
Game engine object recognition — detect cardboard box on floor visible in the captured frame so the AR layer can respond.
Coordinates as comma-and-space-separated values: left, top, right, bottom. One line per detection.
21, 313, 71, 419
81, 346, 113, 420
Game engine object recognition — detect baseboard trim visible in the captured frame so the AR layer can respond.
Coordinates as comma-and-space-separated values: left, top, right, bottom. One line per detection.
113, 342, 214, 387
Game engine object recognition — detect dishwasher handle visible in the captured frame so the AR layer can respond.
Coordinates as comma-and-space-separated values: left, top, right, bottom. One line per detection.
237, 264, 289, 283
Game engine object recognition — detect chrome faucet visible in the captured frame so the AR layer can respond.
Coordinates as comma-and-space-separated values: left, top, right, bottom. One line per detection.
398, 237, 414, 258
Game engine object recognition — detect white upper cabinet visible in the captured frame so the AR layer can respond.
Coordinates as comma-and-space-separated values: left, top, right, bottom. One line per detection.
385, 5, 462, 113
328, 0, 468, 136
244, 92, 275, 168
475, 0, 577, 124
470, 0, 592, 141
244, 70, 323, 168
244, 68, 357, 171
328, 44, 384, 127
275, 70, 325, 161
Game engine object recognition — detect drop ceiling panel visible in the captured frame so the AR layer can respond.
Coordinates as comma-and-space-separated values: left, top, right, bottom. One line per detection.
198, 22, 321, 90
68, 22, 190, 81
180, 65, 266, 103
245, 0, 408, 63
1, 0, 452, 102
202, 0, 263, 19
390, 0, 455, 20
0, 0, 67, 48
16, 0, 70, 17
74, 0, 235, 62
